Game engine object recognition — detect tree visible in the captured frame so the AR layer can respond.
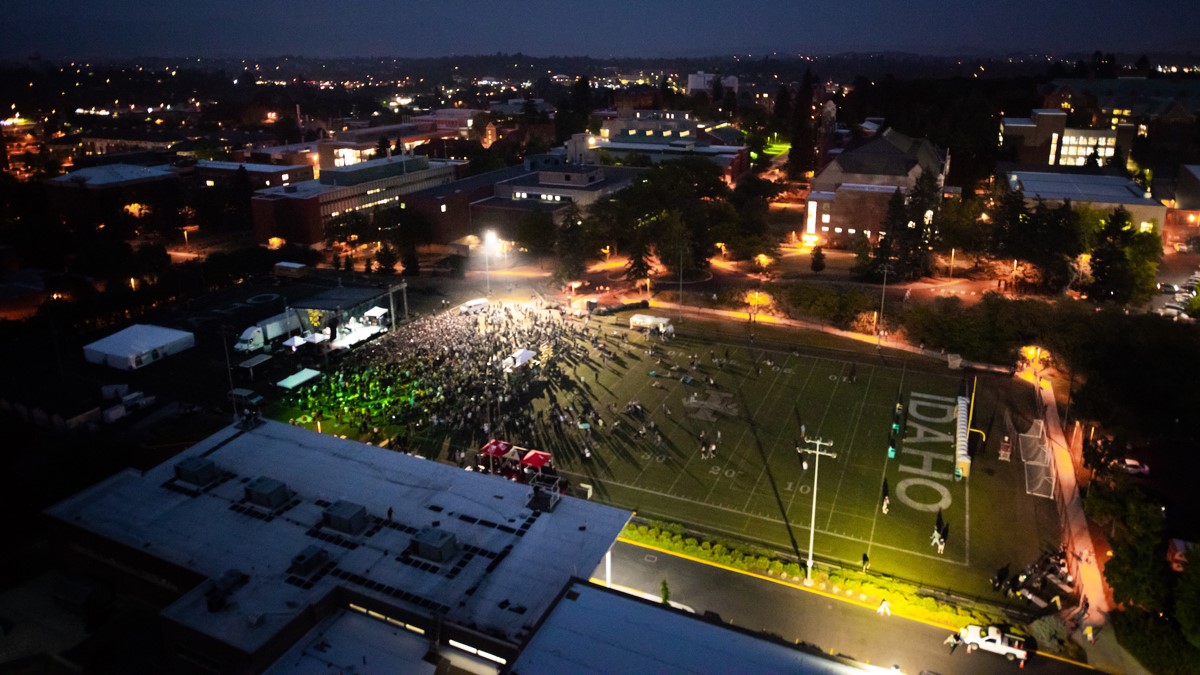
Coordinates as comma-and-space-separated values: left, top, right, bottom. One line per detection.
1090, 206, 1162, 304
1100, 484, 1171, 613
624, 227, 654, 285
1175, 558, 1200, 650
771, 85, 792, 132
376, 135, 392, 158
374, 245, 399, 274
553, 204, 590, 285
810, 245, 826, 273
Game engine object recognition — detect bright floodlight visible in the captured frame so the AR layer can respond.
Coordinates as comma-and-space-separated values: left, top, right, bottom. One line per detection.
484, 230, 498, 246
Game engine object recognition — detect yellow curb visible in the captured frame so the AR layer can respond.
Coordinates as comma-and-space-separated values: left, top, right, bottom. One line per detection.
618, 536, 1103, 671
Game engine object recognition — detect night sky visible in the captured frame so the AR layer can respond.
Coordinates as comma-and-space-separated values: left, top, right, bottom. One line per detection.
3, 0, 1197, 59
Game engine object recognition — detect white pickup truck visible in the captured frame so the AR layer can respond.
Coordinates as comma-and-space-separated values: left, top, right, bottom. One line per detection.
959, 624, 1028, 662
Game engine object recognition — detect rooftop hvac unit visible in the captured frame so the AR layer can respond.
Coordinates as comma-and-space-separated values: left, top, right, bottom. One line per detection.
205, 569, 248, 613
413, 527, 459, 563
322, 500, 368, 535
289, 545, 329, 576
245, 477, 290, 509
174, 457, 219, 487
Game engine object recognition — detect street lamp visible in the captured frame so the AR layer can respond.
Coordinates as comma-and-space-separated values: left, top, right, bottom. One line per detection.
797, 438, 837, 584
483, 230, 497, 295
877, 262, 893, 347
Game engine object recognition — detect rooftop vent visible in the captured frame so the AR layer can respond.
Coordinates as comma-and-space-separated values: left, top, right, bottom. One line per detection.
205, 569, 248, 613
413, 527, 459, 563
289, 545, 329, 576
322, 500, 368, 535
245, 477, 290, 509
174, 457, 218, 487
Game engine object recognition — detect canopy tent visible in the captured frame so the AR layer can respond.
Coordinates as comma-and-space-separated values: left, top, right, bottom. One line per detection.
282, 335, 307, 349
520, 449, 553, 470
83, 324, 195, 371
276, 368, 322, 391
363, 306, 389, 319
480, 439, 514, 458
502, 348, 537, 371
305, 332, 329, 344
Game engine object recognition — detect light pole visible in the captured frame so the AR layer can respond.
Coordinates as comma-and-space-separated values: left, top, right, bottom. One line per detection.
797, 437, 837, 584
877, 262, 893, 347
219, 326, 238, 421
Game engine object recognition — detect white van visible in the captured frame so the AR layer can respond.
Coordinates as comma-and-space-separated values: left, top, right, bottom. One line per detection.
459, 298, 490, 315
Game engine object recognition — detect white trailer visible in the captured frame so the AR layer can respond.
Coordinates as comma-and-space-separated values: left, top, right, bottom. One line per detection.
629, 314, 673, 334
234, 311, 303, 353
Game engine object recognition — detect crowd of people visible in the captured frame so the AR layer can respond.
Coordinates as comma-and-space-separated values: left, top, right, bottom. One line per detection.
282, 300, 675, 463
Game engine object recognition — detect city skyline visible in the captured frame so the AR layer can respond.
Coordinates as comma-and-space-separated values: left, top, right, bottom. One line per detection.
4, 0, 1199, 60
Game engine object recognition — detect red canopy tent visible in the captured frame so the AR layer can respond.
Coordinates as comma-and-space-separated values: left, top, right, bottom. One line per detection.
479, 439, 519, 473
520, 449, 553, 471
480, 439, 513, 457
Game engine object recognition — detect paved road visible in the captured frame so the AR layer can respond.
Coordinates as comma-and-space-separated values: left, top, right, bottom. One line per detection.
595, 540, 1092, 675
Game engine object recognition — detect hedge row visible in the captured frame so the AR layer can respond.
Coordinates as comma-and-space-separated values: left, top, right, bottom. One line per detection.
620, 521, 1007, 629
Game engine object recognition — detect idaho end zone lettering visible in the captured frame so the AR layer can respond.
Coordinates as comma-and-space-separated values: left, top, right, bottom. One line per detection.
895, 392, 956, 512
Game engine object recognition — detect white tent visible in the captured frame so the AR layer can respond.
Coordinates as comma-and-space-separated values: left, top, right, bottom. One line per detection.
503, 348, 538, 371
83, 324, 195, 371
305, 332, 329, 344
282, 335, 307, 349
363, 306, 388, 319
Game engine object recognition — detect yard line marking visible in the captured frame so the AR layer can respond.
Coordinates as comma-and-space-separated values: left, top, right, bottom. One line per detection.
783, 356, 823, 518
698, 347, 783, 502
822, 365, 878, 529
864, 363, 909, 560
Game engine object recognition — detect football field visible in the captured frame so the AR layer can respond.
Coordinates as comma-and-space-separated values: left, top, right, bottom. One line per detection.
274, 307, 1054, 598
548, 327, 972, 574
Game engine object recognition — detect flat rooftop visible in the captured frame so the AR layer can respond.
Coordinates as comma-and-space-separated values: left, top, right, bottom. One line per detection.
510, 581, 872, 674
292, 286, 386, 312
1007, 171, 1158, 206
49, 163, 176, 188
45, 420, 631, 656
195, 160, 307, 174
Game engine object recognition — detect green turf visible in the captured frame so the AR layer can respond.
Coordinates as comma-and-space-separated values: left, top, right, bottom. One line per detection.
270, 311, 1054, 599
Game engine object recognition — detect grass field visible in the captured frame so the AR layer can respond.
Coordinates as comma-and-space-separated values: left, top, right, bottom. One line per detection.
272, 305, 1059, 599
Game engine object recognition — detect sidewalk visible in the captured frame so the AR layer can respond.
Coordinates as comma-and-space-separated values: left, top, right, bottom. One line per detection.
1037, 377, 1151, 675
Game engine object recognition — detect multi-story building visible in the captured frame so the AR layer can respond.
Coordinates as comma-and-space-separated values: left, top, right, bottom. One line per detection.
250, 155, 457, 247
192, 160, 313, 189
565, 131, 749, 183
805, 128, 949, 246
686, 71, 739, 96
1000, 108, 1134, 169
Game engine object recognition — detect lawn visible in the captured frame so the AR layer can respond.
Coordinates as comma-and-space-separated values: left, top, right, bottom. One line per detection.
270, 305, 1056, 598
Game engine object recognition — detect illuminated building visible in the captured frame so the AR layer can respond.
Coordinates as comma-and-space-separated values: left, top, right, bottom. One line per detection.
1000, 109, 1134, 169
806, 128, 949, 246
250, 155, 457, 247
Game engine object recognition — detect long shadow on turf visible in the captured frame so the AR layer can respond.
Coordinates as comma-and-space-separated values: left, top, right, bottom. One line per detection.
738, 385, 805, 564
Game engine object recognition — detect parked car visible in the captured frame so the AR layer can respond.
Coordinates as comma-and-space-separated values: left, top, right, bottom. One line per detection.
1159, 282, 1180, 294
1114, 458, 1150, 476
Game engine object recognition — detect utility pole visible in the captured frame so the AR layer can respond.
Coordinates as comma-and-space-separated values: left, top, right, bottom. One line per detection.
797, 437, 837, 584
